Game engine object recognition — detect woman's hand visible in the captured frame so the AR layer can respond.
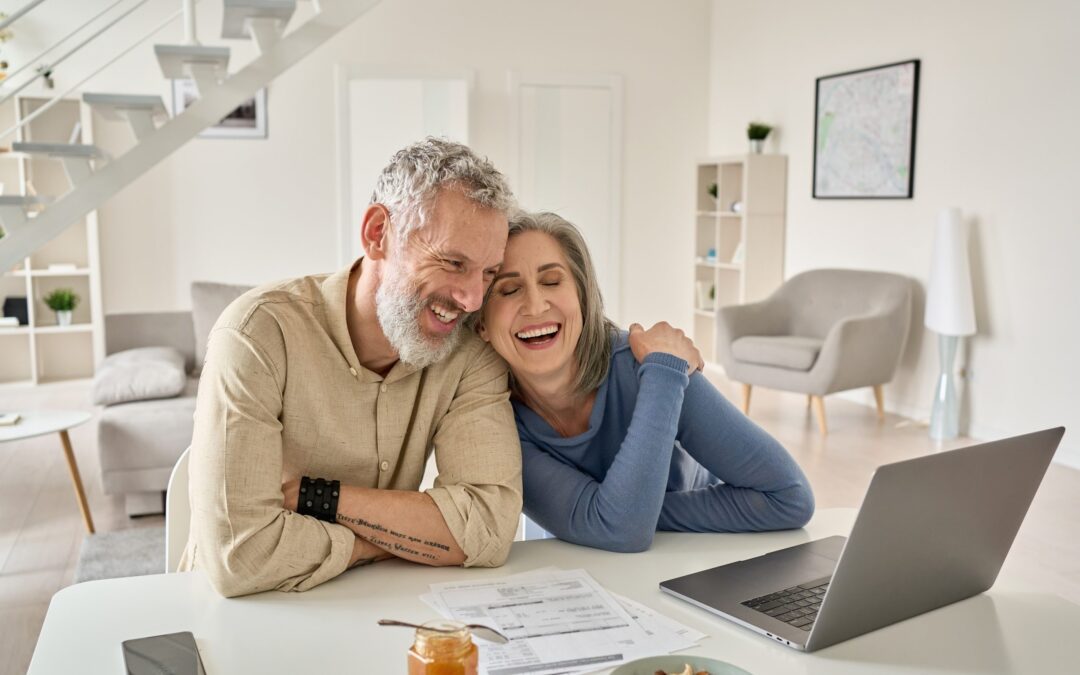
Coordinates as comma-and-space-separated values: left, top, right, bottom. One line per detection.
628, 322, 704, 374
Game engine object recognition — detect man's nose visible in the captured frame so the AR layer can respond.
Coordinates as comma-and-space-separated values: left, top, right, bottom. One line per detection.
451, 269, 487, 313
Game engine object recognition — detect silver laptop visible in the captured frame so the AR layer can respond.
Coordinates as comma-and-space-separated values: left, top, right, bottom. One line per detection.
659, 427, 1065, 652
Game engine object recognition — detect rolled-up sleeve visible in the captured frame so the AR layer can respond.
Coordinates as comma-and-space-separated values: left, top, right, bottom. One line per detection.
186, 324, 354, 597
426, 344, 522, 567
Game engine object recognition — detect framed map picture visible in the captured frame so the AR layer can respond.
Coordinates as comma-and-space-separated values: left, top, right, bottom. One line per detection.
813, 59, 919, 199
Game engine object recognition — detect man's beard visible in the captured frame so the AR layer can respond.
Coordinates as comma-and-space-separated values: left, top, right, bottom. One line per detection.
375, 264, 466, 369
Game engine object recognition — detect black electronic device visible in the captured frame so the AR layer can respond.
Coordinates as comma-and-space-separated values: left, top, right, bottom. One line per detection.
121, 631, 207, 675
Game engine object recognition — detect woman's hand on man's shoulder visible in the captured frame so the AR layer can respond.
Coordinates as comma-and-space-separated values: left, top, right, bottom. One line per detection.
627, 321, 704, 375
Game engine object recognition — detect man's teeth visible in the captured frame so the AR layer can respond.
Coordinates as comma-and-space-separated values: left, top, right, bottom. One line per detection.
516, 325, 559, 339
431, 303, 459, 323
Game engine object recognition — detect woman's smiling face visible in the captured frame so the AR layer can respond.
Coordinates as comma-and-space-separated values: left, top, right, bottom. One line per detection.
480, 230, 583, 382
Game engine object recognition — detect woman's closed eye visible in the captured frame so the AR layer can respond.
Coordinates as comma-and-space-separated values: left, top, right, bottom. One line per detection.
498, 285, 521, 297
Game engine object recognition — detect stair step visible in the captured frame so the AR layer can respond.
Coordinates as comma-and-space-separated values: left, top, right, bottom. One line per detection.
155, 44, 230, 96
222, 0, 296, 39
83, 92, 168, 142
83, 93, 168, 117
0, 196, 53, 206
12, 143, 109, 188
12, 142, 108, 159
0, 196, 54, 235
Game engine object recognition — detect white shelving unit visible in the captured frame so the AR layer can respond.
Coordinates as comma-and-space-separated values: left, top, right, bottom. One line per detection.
0, 96, 104, 386
693, 154, 787, 363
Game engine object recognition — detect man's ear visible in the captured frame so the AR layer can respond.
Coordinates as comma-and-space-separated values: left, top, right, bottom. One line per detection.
360, 204, 392, 260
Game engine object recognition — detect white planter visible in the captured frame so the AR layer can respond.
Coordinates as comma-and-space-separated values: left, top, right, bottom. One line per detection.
56, 310, 72, 326
749, 139, 765, 154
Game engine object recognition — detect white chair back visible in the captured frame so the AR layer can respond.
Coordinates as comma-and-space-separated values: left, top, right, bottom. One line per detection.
165, 447, 191, 573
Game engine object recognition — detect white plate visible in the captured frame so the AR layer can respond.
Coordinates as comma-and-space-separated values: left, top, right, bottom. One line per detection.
611, 655, 752, 675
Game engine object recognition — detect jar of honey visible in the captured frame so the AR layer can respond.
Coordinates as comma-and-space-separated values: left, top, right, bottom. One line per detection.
407, 620, 478, 675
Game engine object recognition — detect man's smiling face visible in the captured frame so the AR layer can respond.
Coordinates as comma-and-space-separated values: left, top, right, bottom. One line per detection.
375, 187, 508, 367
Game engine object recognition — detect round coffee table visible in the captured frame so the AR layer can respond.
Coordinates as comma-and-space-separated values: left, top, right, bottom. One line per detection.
0, 410, 96, 533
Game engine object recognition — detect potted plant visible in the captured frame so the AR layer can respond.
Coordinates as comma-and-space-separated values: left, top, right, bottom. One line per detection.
707, 182, 718, 207
44, 288, 79, 326
747, 122, 773, 154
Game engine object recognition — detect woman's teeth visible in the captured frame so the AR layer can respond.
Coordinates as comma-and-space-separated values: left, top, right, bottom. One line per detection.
516, 325, 559, 340
431, 303, 459, 324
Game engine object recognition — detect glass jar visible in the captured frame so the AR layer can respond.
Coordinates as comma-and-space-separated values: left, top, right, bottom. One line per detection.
407, 620, 478, 675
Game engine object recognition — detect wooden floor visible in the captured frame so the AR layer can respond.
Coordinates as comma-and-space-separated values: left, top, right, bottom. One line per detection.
1, 377, 1077, 674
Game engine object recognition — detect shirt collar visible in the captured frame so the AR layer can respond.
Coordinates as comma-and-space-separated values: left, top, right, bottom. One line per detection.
320, 257, 419, 383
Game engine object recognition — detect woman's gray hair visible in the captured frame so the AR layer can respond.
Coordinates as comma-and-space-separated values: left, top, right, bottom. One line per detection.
371, 137, 516, 240
503, 211, 618, 395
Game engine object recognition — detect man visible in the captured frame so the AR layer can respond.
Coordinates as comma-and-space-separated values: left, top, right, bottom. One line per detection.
179, 138, 523, 597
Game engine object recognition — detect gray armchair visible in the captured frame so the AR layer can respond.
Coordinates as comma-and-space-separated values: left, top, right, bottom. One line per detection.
715, 269, 913, 434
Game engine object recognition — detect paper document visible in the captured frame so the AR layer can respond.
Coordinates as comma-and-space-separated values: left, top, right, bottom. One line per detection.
423, 568, 705, 675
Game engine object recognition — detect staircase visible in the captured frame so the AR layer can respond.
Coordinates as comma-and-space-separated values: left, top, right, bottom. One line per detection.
0, 0, 380, 271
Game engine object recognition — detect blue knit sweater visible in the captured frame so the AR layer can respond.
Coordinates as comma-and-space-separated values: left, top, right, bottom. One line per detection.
514, 331, 815, 552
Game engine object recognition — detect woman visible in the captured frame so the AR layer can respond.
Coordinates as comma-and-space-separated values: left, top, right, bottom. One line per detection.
478, 211, 814, 552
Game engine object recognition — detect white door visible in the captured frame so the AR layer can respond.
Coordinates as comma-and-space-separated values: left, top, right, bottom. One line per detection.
336, 68, 471, 266
510, 73, 623, 322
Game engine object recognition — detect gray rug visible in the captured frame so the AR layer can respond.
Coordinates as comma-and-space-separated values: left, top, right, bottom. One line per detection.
74, 526, 165, 583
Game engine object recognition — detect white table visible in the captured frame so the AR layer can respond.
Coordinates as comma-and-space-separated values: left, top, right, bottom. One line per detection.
28, 509, 1078, 674
0, 410, 95, 533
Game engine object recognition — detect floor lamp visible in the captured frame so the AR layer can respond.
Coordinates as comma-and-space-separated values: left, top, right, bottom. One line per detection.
925, 207, 976, 441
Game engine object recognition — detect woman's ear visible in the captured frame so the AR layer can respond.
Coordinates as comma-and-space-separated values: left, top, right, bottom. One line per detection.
477, 318, 489, 342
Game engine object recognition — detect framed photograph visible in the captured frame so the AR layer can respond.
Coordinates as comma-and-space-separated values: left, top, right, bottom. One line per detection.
171, 80, 267, 139
813, 59, 919, 199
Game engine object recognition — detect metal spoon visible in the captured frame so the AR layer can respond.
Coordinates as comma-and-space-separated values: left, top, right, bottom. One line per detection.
378, 618, 510, 644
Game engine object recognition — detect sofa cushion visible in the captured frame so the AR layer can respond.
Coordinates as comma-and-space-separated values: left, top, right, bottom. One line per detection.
97, 379, 198, 495
731, 335, 824, 371
191, 281, 253, 373
92, 347, 187, 406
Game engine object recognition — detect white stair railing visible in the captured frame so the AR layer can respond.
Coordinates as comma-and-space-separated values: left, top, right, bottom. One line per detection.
0, 0, 48, 33
0, 0, 164, 108
0, 0, 381, 271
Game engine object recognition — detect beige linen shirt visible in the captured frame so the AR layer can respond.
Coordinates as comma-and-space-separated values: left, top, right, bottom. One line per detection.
178, 262, 522, 597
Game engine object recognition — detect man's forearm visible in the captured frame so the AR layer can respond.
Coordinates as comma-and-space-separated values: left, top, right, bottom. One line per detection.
336, 487, 466, 566
349, 535, 394, 568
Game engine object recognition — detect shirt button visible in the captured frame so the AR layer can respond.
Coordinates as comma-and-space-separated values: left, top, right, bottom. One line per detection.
380, 460, 389, 471
380, 384, 388, 393
349, 367, 357, 377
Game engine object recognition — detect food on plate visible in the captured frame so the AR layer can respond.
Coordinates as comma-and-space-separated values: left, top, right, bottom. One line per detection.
653, 665, 709, 675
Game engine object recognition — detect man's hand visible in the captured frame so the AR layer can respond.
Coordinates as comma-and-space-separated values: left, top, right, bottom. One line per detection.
628, 321, 704, 374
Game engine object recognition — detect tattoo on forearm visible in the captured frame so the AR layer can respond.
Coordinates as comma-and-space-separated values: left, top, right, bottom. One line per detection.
336, 514, 444, 561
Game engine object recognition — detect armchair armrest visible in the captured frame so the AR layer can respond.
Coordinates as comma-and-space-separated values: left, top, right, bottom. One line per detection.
809, 309, 910, 394
715, 299, 788, 368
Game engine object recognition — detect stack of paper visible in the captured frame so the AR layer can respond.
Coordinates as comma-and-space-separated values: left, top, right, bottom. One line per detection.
421, 568, 706, 675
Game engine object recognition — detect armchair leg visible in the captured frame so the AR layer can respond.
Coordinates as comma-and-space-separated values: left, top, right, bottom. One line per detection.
873, 385, 885, 420
741, 384, 752, 415
811, 395, 828, 435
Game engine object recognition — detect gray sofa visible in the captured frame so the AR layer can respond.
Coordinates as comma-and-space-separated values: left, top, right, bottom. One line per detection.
96, 282, 251, 516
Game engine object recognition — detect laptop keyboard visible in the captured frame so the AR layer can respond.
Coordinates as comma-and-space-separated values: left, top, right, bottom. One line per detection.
741, 576, 831, 631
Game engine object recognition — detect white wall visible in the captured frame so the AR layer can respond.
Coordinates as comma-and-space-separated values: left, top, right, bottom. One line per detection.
15, 0, 710, 330
709, 0, 1080, 467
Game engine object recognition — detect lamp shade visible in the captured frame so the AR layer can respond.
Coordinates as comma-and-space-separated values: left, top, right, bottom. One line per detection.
925, 207, 977, 336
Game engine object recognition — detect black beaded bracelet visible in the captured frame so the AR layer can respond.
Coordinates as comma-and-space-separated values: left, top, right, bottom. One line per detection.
298, 476, 340, 523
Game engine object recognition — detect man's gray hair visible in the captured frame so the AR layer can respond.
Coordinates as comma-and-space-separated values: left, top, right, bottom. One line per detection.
371, 137, 516, 240
498, 211, 618, 395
